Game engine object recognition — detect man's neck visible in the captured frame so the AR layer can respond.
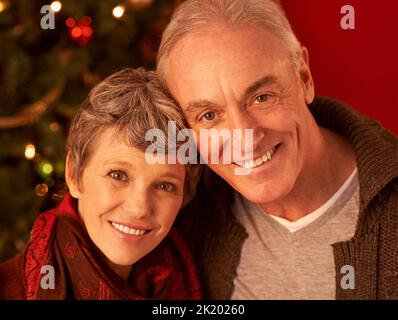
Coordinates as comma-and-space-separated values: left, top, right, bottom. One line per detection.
260, 127, 357, 221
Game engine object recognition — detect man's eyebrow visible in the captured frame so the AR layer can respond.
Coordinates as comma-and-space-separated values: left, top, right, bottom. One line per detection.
241, 75, 280, 104
184, 100, 221, 114
183, 75, 279, 114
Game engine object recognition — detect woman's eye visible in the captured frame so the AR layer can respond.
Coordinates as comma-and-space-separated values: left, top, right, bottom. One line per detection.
158, 183, 175, 192
109, 170, 127, 182
201, 112, 216, 121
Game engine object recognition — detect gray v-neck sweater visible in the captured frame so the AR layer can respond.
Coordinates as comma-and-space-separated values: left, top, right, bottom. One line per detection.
231, 171, 359, 299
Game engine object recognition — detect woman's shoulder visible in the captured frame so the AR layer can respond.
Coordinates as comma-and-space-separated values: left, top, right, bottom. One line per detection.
0, 252, 27, 299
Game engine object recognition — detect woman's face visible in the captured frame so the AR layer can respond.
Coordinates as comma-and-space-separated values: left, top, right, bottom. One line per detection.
67, 128, 185, 275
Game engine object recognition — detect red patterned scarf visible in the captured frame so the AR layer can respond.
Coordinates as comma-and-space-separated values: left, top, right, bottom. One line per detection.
24, 193, 202, 300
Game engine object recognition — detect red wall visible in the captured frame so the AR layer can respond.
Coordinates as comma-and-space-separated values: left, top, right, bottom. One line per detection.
281, 0, 398, 135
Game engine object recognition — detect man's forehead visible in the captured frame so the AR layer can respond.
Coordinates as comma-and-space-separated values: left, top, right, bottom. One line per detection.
166, 25, 289, 88
167, 50, 288, 109
169, 24, 287, 63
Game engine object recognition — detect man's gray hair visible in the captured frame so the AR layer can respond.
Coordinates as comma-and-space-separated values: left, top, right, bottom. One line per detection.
157, 0, 302, 84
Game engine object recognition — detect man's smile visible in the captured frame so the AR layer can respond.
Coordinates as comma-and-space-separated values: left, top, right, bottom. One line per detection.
233, 143, 281, 169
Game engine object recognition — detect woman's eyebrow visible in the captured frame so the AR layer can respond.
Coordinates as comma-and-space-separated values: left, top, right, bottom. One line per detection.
102, 160, 136, 170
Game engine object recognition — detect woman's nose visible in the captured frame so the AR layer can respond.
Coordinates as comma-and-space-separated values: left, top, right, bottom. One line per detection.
121, 190, 153, 219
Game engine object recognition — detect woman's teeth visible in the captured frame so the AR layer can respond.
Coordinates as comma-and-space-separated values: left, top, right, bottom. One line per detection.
235, 147, 277, 169
111, 222, 147, 236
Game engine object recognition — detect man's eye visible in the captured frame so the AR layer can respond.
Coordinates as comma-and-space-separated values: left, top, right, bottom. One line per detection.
200, 112, 216, 121
109, 170, 127, 182
158, 182, 176, 192
254, 94, 271, 104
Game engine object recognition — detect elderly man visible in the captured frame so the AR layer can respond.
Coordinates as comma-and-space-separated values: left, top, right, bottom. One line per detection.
157, 0, 398, 299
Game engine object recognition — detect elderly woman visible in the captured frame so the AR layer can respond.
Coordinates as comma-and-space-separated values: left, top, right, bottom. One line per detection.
0, 68, 202, 300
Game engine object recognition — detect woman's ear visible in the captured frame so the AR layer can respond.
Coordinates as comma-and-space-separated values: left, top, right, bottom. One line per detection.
298, 46, 315, 105
65, 153, 80, 199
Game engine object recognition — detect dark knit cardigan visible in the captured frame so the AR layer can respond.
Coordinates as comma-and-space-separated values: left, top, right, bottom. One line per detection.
175, 96, 398, 300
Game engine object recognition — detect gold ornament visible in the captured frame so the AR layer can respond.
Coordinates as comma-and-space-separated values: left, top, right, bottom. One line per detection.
35, 183, 49, 197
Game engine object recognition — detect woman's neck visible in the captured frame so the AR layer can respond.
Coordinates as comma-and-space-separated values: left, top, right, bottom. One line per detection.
106, 260, 132, 281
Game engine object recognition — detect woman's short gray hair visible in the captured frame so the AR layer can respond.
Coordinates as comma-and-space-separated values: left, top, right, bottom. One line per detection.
157, 0, 302, 83
66, 68, 200, 205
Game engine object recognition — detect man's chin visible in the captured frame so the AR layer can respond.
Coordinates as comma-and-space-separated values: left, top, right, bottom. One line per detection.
210, 166, 293, 204
233, 182, 289, 206
238, 192, 275, 205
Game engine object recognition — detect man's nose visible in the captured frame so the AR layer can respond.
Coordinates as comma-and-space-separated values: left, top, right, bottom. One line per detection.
228, 107, 265, 151
121, 189, 153, 219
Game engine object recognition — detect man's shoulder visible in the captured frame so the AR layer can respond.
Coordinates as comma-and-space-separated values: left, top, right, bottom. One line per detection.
311, 96, 398, 202
310, 96, 398, 143
0, 252, 26, 299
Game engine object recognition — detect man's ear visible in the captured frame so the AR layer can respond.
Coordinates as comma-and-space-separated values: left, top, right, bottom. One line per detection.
298, 46, 315, 105
65, 153, 80, 199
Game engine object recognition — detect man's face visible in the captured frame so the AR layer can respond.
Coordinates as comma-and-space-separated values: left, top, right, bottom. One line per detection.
165, 24, 315, 205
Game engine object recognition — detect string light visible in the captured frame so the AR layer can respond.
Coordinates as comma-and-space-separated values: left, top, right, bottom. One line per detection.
49, 122, 60, 132
65, 18, 75, 28
71, 27, 82, 38
35, 183, 49, 197
42, 162, 53, 175
67, 16, 93, 47
112, 5, 125, 18
24, 144, 36, 160
0, 0, 11, 13
50, 1, 62, 13
82, 16, 91, 25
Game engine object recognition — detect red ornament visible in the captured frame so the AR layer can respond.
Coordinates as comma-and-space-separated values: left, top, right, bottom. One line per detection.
65, 18, 75, 28
66, 16, 93, 47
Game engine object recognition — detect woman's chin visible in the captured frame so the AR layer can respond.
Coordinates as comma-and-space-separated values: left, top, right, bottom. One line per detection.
105, 252, 143, 267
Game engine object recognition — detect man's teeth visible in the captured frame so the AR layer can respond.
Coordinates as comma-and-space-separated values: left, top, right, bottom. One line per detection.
236, 147, 276, 169
111, 222, 147, 236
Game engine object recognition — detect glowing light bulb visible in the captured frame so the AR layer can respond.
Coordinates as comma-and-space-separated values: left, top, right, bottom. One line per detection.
42, 162, 54, 175
112, 5, 125, 18
50, 1, 62, 13
0, 0, 10, 13
24, 144, 36, 160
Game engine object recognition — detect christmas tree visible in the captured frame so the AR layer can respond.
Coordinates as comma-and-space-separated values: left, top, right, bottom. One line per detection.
0, 0, 181, 262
